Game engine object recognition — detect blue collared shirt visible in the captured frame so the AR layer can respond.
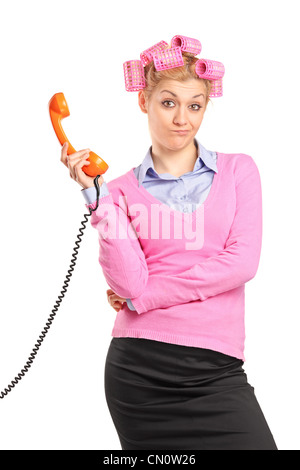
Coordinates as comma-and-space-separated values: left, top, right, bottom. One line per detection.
82, 138, 218, 208
81, 137, 218, 310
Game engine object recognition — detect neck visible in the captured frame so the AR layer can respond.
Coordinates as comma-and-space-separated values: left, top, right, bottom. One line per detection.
151, 139, 198, 178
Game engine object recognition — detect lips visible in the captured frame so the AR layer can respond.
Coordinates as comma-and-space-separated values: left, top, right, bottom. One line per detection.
172, 130, 189, 134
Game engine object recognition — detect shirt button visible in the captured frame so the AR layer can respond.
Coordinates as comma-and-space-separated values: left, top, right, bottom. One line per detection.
183, 206, 188, 212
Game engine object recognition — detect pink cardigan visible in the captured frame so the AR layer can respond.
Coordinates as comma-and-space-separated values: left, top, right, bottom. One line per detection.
86, 151, 262, 361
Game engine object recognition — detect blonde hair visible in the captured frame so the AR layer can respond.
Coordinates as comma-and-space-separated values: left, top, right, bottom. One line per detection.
143, 51, 212, 108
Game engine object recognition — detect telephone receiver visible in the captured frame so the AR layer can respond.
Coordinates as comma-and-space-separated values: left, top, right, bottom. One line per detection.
48, 92, 109, 177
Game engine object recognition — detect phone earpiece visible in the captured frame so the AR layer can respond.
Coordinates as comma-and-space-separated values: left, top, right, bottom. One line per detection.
49, 92, 70, 118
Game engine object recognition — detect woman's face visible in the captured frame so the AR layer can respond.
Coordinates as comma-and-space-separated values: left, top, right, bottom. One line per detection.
138, 78, 208, 152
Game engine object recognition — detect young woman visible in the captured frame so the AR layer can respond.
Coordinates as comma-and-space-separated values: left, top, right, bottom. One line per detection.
61, 36, 278, 450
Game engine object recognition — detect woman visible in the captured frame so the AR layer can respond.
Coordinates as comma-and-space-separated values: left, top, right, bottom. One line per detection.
61, 35, 278, 450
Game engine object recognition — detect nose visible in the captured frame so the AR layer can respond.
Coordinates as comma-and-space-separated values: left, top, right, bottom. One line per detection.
173, 105, 188, 126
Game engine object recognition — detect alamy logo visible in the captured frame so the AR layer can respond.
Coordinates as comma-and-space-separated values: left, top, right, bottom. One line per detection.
94, 196, 205, 251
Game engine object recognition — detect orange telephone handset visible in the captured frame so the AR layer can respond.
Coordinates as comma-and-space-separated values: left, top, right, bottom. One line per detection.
48, 92, 109, 177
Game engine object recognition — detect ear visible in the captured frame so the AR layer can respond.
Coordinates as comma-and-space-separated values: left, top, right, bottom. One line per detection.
138, 90, 148, 114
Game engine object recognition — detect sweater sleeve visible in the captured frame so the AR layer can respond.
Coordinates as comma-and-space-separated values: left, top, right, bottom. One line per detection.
87, 188, 149, 299
129, 155, 263, 314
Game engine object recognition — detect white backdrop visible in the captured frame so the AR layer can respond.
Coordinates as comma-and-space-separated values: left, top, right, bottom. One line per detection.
0, 0, 299, 451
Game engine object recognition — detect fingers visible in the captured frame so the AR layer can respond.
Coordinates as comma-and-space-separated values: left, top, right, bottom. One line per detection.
106, 289, 127, 312
107, 290, 116, 310
106, 289, 114, 302
106, 289, 126, 303
60, 142, 91, 169
114, 301, 124, 310
108, 294, 126, 304
109, 298, 123, 312
67, 151, 91, 181
73, 155, 91, 182
61, 142, 70, 166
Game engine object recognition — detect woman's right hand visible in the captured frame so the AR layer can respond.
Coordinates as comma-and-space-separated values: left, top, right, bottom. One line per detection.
61, 141, 105, 190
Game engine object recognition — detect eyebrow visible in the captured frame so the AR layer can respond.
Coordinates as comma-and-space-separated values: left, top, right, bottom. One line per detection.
160, 89, 205, 98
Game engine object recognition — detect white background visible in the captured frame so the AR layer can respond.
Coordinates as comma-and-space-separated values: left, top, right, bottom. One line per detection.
0, 0, 299, 451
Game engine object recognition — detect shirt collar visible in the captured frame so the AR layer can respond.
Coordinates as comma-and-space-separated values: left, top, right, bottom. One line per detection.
136, 137, 218, 187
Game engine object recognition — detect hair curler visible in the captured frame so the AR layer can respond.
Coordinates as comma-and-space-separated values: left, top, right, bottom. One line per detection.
171, 35, 202, 56
153, 46, 184, 71
140, 40, 169, 66
195, 58, 225, 80
209, 78, 223, 97
123, 60, 146, 92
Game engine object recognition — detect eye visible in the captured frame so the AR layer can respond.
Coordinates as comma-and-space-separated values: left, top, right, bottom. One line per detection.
162, 100, 175, 108
190, 104, 202, 111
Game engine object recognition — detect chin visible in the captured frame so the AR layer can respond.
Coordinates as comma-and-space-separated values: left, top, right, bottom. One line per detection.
154, 133, 194, 151
170, 134, 194, 144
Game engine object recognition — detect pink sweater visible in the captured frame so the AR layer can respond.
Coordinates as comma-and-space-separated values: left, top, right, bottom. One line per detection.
86, 151, 262, 361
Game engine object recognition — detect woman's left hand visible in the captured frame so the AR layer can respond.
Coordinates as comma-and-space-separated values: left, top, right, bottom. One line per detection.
106, 289, 127, 312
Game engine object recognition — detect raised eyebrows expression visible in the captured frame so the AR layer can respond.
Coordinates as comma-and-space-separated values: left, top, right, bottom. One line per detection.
160, 89, 205, 99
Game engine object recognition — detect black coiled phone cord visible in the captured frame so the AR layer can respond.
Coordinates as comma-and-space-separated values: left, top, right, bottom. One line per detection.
0, 175, 102, 399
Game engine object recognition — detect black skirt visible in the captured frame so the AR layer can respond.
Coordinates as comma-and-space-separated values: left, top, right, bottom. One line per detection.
104, 337, 277, 450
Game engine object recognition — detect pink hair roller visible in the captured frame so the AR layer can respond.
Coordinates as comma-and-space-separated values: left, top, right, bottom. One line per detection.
209, 78, 223, 98
153, 46, 184, 71
123, 60, 146, 92
195, 59, 225, 80
140, 40, 169, 66
171, 35, 202, 56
